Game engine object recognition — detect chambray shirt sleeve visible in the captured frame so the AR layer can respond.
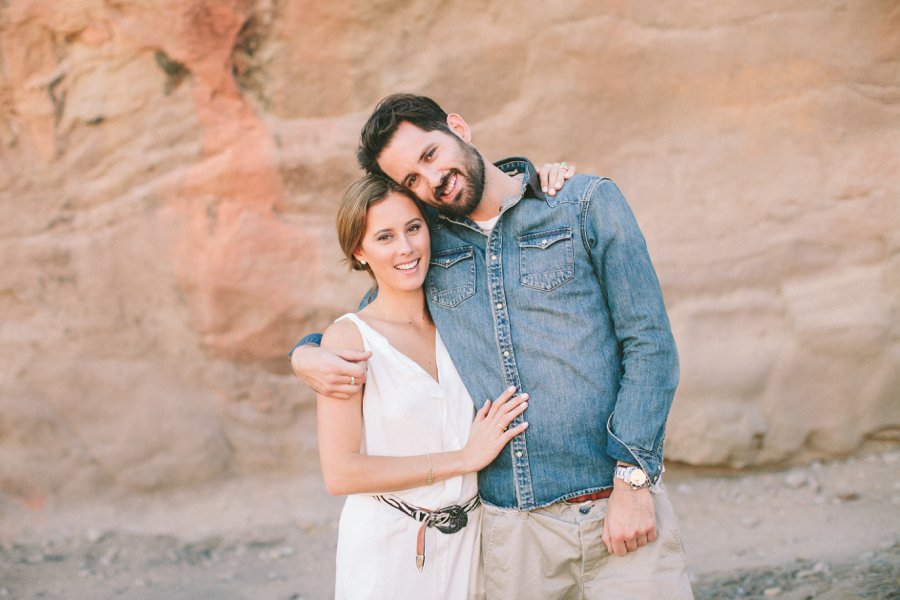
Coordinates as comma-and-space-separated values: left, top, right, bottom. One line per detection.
583, 179, 679, 484
286, 287, 378, 358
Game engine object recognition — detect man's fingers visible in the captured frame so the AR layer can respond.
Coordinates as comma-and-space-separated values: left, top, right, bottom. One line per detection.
333, 349, 372, 363
624, 538, 638, 553
601, 521, 614, 555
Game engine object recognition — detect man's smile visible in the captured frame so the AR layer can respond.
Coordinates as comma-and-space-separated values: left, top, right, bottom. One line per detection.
437, 171, 460, 201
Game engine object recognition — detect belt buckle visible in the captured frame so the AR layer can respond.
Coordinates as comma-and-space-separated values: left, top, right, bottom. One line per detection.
433, 505, 468, 534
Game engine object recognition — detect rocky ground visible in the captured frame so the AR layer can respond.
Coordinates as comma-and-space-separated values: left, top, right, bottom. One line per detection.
1, 444, 898, 600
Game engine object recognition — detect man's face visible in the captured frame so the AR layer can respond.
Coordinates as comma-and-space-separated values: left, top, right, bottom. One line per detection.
377, 122, 485, 219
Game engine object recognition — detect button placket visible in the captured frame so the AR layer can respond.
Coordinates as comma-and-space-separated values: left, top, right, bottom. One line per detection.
486, 219, 535, 509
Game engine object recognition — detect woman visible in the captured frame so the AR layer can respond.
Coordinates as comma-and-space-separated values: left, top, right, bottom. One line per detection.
317, 166, 573, 600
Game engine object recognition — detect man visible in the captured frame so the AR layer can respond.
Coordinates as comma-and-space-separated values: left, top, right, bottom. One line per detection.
292, 94, 692, 598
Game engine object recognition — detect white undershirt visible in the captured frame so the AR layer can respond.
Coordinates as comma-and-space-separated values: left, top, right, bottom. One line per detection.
473, 215, 499, 235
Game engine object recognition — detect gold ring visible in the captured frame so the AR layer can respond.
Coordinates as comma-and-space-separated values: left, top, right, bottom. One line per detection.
499, 424, 509, 433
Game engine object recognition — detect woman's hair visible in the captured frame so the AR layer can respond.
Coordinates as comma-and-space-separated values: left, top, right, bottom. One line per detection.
336, 175, 404, 276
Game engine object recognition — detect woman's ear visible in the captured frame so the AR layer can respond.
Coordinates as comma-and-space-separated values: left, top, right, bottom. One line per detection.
446, 113, 472, 143
353, 251, 367, 266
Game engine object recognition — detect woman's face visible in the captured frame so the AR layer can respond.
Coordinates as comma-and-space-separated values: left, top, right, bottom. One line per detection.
355, 192, 430, 293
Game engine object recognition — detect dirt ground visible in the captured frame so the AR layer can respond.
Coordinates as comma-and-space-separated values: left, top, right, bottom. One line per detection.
2, 444, 898, 600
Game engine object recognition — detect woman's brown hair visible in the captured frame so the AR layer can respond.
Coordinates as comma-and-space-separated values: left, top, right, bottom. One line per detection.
336, 175, 404, 276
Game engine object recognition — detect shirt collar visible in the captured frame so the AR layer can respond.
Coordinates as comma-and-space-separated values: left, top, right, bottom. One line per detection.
494, 156, 547, 202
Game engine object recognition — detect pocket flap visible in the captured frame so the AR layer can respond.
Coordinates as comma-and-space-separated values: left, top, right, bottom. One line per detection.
518, 228, 573, 250
431, 246, 474, 268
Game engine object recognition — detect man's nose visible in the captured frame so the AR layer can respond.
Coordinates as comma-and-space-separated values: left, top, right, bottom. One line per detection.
424, 167, 443, 189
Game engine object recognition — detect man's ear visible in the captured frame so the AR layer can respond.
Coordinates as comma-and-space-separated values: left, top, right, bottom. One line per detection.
446, 113, 472, 143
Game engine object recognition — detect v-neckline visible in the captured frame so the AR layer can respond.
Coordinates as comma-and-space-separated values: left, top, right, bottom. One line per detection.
347, 313, 442, 387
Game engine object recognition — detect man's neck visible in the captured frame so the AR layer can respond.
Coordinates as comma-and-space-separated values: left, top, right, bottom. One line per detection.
468, 162, 523, 221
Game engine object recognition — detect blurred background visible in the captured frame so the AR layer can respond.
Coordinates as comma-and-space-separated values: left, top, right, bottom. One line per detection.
1, 0, 898, 597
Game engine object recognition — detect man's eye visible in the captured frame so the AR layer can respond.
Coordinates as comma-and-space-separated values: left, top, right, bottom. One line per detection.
426, 148, 435, 161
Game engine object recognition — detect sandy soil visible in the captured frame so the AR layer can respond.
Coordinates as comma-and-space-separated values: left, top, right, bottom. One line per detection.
1, 444, 898, 600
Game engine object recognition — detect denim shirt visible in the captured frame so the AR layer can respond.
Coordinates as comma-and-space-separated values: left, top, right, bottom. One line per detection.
292, 158, 678, 510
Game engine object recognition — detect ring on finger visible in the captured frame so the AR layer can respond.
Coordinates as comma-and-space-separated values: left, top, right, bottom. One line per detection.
498, 424, 509, 433
560, 161, 568, 170
350, 376, 356, 386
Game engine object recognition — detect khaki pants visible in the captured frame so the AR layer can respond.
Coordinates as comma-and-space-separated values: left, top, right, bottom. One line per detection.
480, 484, 693, 600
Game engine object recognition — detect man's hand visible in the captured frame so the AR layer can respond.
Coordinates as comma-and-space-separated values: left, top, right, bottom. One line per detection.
601, 479, 657, 557
291, 345, 372, 399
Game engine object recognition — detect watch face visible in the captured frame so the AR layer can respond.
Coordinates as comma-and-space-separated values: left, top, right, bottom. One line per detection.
628, 469, 648, 486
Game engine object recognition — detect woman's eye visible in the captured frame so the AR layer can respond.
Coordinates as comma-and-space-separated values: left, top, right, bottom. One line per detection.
426, 148, 435, 161
408, 223, 421, 232
377, 234, 392, 242
407, 175, 417, 187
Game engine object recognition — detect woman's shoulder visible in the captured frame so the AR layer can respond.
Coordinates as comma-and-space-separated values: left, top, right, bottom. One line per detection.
321, 314, 365, 351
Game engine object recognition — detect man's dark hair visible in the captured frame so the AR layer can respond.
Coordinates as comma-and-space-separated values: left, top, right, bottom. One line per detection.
357, 94, 452, 177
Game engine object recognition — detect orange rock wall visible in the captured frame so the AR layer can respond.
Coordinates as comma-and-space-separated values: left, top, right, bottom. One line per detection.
1, 0, 898, 502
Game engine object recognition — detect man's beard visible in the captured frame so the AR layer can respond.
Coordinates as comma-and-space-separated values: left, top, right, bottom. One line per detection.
434, 140, 485, 219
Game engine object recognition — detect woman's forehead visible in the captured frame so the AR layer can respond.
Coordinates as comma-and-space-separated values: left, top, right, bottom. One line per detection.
365, 192, 423, 227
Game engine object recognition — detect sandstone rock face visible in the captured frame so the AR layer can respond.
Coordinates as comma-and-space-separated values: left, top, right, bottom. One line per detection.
1, 0, 898, 503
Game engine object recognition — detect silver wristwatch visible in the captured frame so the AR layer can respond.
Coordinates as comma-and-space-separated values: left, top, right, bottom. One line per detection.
614, 465, 650, 489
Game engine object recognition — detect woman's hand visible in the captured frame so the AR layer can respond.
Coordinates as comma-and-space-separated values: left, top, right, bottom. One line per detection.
538, 161, 576, 196
460, 386, 529, 472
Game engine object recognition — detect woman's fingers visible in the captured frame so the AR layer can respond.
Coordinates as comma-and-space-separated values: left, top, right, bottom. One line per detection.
538, 162, 576, 196
538, 163, 553, 193
540, 163, 561, 194
550, 163, 576, 195
497, 399, 528, 428
475, 399, 492, 421
502, 421, 529, 441
554, 162, 574, 191
487, 386, 517, 416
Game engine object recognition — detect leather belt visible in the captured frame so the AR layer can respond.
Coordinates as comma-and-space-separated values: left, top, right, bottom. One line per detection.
564, 488, 612, 504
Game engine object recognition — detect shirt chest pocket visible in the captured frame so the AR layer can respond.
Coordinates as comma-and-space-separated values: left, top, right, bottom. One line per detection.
428, 246, 476, 308
518, 227, 575, 291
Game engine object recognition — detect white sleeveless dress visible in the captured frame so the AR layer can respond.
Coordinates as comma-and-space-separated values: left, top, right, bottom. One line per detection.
333, 313, 484, 600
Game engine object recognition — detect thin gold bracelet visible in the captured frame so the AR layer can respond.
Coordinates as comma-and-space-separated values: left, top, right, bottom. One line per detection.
425, 453, 434, 486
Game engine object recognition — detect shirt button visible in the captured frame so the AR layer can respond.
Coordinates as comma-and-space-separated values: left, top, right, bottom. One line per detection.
491, 254, 497, 261
503, 351, 510, 358
496, 303, 503, 309
579, 505, 592, 515
515, 451, 523, 458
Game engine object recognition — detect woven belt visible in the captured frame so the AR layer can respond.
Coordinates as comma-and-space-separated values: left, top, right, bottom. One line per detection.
373, 493, 481, 572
